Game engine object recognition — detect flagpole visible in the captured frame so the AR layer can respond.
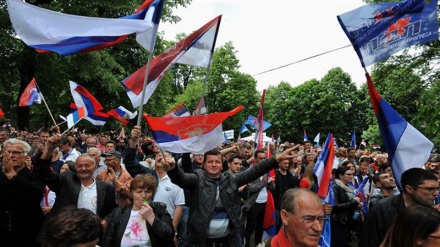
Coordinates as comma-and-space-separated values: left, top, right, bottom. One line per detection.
136, 50, 155, 126
36, 83, 58, 131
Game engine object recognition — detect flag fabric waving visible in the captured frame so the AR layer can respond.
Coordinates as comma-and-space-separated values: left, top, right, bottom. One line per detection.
0, 109, 4, 119
243, 115, 272, 132
108, 106, 137, 126
7, 0, 164, 56
367, 72, 433, 189
122, 15, 222, 108
194, 96, 207, 116
67, 106, 85, 129
350, 130, 357, 148
314, 132, 321, 148
163, 103, 190, 117
239, 124, 250, 134
313, 133, 335, 198
338, 0, 439, 67
18, 78, 42, 107
70, 103, 110, 126
303, 129, 309, 142
144, 106, 242, 153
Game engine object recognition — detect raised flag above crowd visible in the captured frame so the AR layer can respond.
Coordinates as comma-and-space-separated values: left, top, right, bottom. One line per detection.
163, 103, 191, 117
367, 73, 433, 189
7, 0, 164, 55
18, 78, 42, 107
338, 0, 439, 67
122, 15, 222, 108
67, 106, 85, 129
143, 106, 242, 154
108, 106, 137, 126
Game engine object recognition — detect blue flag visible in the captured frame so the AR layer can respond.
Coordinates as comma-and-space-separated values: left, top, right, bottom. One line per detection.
337, 0, 439, 67
239, 124, 250, 134
244, 115, 271, 131
350, 130, 357, 148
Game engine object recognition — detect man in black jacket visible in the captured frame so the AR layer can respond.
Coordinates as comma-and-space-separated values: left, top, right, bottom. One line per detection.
162, 147, 295, 247
359, 168, 439, 247
34, 134, 117, 243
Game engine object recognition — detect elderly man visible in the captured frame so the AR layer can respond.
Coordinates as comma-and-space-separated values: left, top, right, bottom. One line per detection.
87, 147, 107, 177
34, 134, 117, 243
266, 188, 325, 247
0, 138, 45, 246
96, 151, 132, 206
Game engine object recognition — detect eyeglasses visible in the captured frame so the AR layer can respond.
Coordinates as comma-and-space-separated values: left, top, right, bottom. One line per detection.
412, 186, 440, 193
344, 173, 354, 176
293, 214, 328, 224
347, 166, 354, 169
5, 150, 25, 155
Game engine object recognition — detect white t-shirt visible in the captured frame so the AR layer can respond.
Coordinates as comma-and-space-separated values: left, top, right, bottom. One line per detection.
77, 179, 97, 214
121, 210, 151, 247
153, 175, 185, 218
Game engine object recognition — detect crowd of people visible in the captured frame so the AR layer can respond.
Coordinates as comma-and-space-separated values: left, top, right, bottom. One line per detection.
0, 125, 439, 247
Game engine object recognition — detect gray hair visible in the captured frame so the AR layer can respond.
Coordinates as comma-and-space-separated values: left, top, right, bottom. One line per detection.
87, 147, 101, 156
3, 138, 31, 153
280, 188, 322, 214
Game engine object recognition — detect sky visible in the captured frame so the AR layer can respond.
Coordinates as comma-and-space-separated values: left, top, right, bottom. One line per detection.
160, 0, 370, 92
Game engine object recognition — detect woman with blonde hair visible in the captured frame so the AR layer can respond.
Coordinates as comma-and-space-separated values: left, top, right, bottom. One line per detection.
299, 164, 316, 191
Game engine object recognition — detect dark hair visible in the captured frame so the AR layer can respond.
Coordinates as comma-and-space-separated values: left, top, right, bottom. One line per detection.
373, 171, 386, 184
401, 168, 438, 190
335, 166, 350, 179
60, 138, 71, 146
228, 153, 241, 163
359, 156, 371, 163
348, 147, 356, 152
64, 161, 76, 173
130, 174, 157, 197
341, 160, 354, 167
105, 140, 116, 147
239, 142, 252, 150
379, 163, 391, 172
254, 149, 265, 159
40, 206, 102, 247
203, 149, 222, 164
381, 205, 440, 247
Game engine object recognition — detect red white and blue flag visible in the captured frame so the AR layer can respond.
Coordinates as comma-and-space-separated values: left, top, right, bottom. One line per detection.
7, 0, 164, 56
108, 106, 137, 126
194, 96, 207, 116
143, 106, 242, 154
367, 72, 433, 189
122, 15, 222, 108
67, 106, 85, 129
18, 78, 42, 107
313, 133, 335, 199
164, 103, 191, 117
338, 0, 439, 67
69, 81, 110, 126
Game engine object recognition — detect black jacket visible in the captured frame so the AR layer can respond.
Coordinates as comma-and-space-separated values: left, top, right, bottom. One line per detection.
168, 157, 279, 247
331, 183, 359, 225
359, 194, 405, 247
0, 167, 45, 247
102, 202, 175, 247
124, 147, 159, 183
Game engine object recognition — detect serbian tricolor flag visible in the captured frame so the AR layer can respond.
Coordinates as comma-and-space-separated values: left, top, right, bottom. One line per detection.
164, 103, 190, 117
108, 106, 137, 126
143, 106, 242, 153
69, 81, 110, 126
338, 0, 438, 68
7, 0, 164, 56
70, 103, 110, 126
18, 78, 42, 107
313, 133, 335, 198
67, 106, 85, 129
122, 15, 222, 108
367, 72, 433, 189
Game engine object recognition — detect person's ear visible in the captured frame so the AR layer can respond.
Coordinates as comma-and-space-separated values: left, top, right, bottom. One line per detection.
404, 184, 415, 194
280, 209, 290, 226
